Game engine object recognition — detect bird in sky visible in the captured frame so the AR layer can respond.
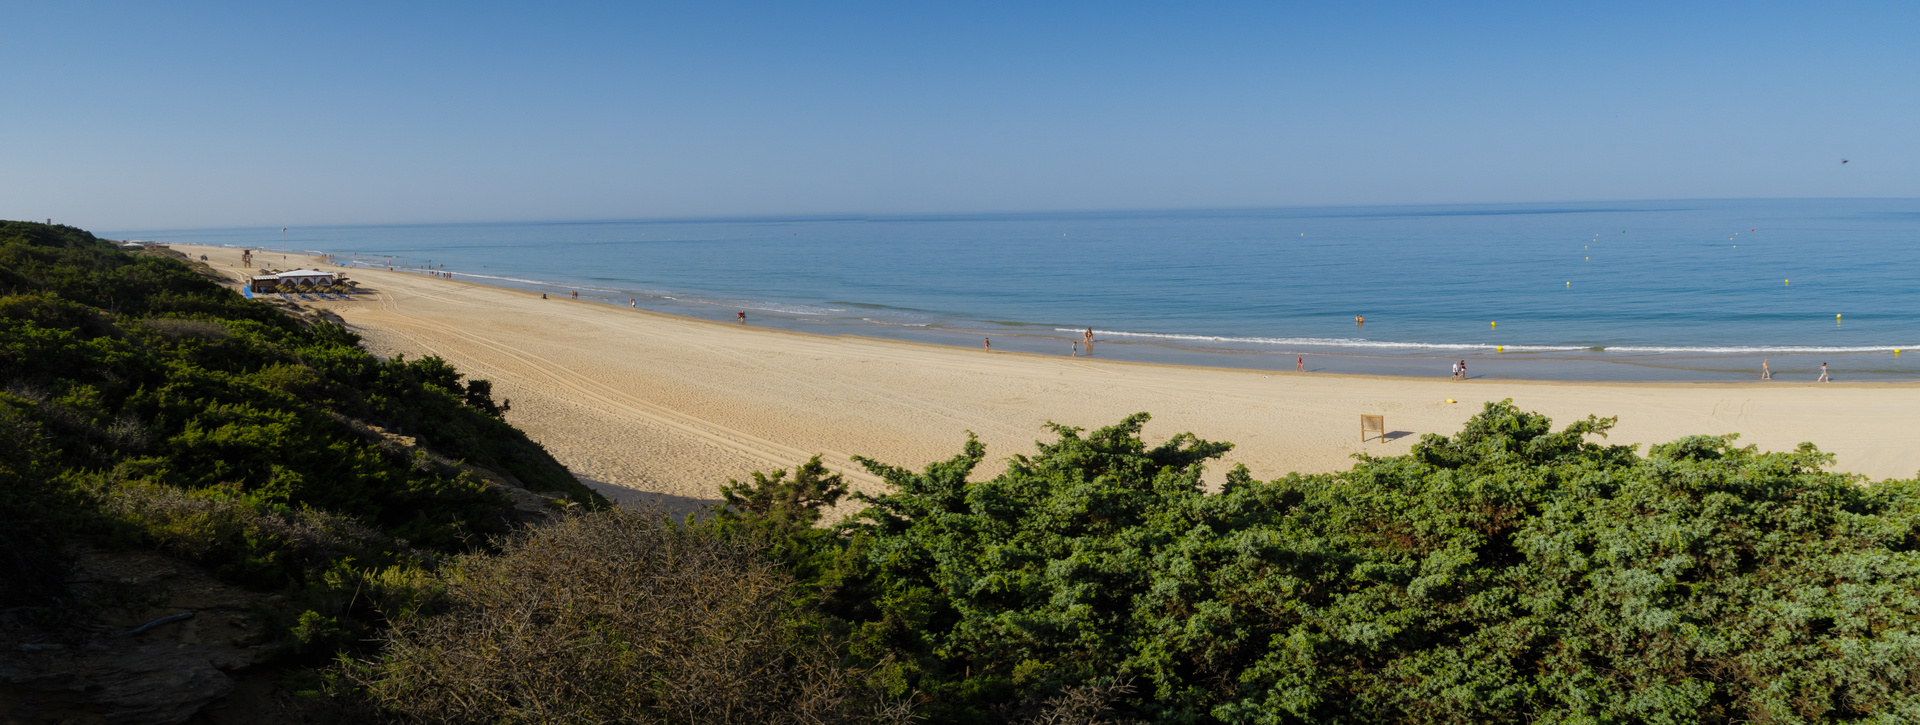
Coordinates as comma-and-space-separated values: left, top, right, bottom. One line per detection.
1842, 159, 1850, 164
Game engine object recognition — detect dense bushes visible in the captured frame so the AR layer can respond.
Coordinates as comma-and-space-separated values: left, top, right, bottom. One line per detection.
0, 221, 601, 646
803, 403, 1920, 723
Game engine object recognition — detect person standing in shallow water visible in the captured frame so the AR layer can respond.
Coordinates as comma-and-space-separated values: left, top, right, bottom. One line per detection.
1084, 328, 1094, 354
737, 311, 746, 323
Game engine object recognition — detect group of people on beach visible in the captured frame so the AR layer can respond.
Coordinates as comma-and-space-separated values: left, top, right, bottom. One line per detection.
982, 328, 1099, 356
1762, 359, 1831, 382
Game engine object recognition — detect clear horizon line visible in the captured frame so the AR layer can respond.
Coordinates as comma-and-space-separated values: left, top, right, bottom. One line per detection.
97, 194, 1918, 235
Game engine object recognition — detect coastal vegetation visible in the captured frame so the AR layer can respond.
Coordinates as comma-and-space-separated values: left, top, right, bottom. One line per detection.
8, 220, 1920, 723
0, 221, 606, 719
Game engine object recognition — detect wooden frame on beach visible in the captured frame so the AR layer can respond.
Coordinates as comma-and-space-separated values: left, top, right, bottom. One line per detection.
1360, 414, 1385, 443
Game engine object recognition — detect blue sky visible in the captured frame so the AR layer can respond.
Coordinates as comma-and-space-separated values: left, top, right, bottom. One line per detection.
4, 1, 1915, 229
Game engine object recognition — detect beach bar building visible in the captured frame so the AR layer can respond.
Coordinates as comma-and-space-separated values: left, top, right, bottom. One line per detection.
250, 269, 337, 293
275, 269, 336, 286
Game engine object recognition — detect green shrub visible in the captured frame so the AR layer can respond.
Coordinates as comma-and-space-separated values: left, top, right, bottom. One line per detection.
827, 402, 1920, 723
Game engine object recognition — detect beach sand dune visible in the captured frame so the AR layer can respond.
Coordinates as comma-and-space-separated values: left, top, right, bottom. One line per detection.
185, 245, 1920, 511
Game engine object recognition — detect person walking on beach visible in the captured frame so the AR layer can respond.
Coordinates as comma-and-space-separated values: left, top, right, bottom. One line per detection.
1818, 362, 1830, 383
1452, 361, 1460, 380
570, 290, 578, 299
1296, 355, 1305, 372
1458, 360, 1467, 380
1761, 359, 1771, 380
737, 311, 746, 323
630, 298, 636, 307
1072, 341, 1079, 357
984, 337, 991, 351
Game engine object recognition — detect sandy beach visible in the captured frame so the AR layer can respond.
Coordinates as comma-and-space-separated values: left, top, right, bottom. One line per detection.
184, 245, 1920, 509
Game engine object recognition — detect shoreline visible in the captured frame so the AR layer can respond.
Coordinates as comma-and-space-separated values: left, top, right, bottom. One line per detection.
177, 243, 1920, 508
206, 242, 1911, 386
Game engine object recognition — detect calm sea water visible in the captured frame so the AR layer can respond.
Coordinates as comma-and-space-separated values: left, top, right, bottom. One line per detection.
118, 199, 1920, 381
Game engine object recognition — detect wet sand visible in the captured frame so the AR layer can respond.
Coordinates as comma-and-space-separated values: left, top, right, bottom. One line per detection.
182, 244, 1920, 510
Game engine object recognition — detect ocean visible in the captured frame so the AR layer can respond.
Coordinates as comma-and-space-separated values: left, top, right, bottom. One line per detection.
117, 198, 1920, 381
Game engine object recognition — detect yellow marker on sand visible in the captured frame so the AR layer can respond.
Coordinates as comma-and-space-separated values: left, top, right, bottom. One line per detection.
1446, 398, 1456, 404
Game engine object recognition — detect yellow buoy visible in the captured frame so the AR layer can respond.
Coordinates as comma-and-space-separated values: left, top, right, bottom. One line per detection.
1785, 279, 1790, 285
1491, 321, 1496, 329
1497, 346, 1504, 352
